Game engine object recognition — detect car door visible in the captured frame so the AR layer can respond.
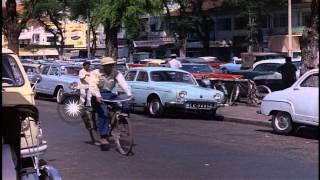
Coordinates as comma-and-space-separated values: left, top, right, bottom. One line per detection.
287, 72, 319, 123
131, 71, 151, 105
36, 65, 51, 94
46, 66, 61, 94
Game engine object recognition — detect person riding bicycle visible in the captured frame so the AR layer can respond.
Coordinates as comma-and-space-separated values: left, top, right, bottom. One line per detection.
89, 57, 133, 148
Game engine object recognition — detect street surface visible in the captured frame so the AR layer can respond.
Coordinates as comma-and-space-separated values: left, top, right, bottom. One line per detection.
37, 99, 319, 180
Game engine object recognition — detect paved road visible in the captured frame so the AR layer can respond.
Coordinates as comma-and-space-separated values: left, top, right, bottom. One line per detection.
37, 99, 318, 180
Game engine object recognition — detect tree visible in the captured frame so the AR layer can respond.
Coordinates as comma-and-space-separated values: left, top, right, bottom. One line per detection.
299, 0, 319, 75
67, 0, 99, 58
32, 0, 68, 58
2, 0, 39, 55
91, 0, 162, 60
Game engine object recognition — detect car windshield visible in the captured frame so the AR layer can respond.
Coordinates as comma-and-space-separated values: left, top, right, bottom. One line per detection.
181, 65, 216, 73
253, 63, 282, 72
150, 71, 196, 85
62, 67, 82, 76
2, 54, 25, 87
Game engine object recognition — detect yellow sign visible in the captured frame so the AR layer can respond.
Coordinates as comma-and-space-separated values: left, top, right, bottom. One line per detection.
64, 22, 87, 48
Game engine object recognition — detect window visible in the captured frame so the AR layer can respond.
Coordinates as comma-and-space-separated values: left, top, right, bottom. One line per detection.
253, 63, 282, 72
273, 13, 288, 27
300, 73, 318, 87
2, 54, 25, 87
150, 71, 196, 85
49, 66, 59, 75
217, 18, 232, 31
234, 16, 248, 30
301, 12, 311, 26
32, 34, 40, 43
136, 71, 149, 82
23, 66, 40, 75
41, 66, 50, 75
125, 71, 137, 81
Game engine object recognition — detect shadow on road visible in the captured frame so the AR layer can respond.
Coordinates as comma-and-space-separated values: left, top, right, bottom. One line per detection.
35, 95, 56, 102
256, 127, 319, 140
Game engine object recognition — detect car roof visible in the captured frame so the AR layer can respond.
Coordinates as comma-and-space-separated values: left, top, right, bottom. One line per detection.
253, 58, 301, 68
129, 67, 190, 73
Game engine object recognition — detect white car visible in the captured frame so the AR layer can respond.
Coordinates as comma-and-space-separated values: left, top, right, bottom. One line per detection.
258, 69, 319, 135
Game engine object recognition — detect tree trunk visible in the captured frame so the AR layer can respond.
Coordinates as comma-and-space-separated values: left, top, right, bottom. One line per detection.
105, 26, 119, 60
299, 0, 319, 75
201, 37, 210, 56
7, 28, 21, 55
91, 25, 97, 58
179, 37, 187, 58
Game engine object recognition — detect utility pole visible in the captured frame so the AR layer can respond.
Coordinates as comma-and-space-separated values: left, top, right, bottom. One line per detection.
288, 0, 293, 57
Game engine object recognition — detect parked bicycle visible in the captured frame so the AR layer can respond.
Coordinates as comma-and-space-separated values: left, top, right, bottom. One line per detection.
58, 93, 134, 156
203, 78, 271, 106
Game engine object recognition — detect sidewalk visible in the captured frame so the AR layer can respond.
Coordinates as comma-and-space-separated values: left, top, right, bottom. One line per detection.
216, 103, 271, 127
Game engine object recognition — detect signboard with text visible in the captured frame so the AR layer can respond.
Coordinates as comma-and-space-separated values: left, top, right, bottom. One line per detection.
65, 22, 87, 48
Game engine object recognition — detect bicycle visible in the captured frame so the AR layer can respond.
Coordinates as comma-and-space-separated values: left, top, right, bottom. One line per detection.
227, 79, 271, 106
82, 98, 134, 155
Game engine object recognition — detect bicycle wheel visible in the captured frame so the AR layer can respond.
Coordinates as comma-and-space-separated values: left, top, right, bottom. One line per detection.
111, 115, 133, 155
57, 95, 83, 124
228, 84, 240, 106
213, 82, 228, 104
256, 85, 272, 99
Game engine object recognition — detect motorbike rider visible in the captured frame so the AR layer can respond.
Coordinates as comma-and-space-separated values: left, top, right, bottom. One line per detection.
89, 57, 133, 148
79, 61, 91, 106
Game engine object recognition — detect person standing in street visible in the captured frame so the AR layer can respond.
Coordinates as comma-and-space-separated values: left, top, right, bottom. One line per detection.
167, 54, 182, 69
79, 62, 91, 106
89, 57, 134, 148
277, 56, 298, 89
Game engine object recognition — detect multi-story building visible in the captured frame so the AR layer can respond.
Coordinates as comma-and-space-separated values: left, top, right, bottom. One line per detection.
132, 0, 312, 61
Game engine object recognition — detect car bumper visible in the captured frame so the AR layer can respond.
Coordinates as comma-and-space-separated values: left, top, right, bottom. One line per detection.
164, 101, 225, 111
21, 141, 48, 158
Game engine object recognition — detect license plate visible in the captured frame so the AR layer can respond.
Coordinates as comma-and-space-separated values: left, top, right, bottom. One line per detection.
186, 102, 213, 109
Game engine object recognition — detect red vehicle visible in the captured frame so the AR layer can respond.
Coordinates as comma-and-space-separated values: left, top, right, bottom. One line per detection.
181, 63, 242, 80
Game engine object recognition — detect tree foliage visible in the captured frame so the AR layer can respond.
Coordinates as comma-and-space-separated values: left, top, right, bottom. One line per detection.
31, 0, 68, 57
2, 0, 39, 54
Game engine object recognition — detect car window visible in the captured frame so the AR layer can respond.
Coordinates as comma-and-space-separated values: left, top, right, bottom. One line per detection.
136, 71, 149, 82
23, 66, 40, 74
253, 63, 281, 72
150, 71, 196, 85
300, 73, 318, 87
125, 71, 137, 81
41, 65, 50, 75
63, 67, 81, 76
2, 54, 25, 87
181, 65, 215, 73
49, 66, 59, 75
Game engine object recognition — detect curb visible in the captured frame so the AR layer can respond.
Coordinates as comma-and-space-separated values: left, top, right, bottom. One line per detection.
221, 116, 271, 127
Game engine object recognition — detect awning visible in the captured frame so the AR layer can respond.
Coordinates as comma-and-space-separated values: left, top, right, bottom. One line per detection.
19, 48, 59, 56
268, 35, 301, 53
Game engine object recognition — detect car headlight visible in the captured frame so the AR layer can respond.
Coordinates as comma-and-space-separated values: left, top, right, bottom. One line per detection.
21, 117, 31, 131
69, 82, 78, 90
213, 93, 223, 102
178, 91, 187, 98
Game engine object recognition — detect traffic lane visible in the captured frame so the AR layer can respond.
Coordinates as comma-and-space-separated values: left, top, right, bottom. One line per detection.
36, 100, 318, 180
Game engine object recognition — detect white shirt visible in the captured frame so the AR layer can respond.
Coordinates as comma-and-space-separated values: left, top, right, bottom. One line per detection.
79, 68, 90, 89
89, 69, 132, 98
168, 59, 182, 69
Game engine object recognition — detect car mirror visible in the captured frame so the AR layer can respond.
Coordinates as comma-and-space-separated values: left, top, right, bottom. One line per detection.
31, 75, 42, 84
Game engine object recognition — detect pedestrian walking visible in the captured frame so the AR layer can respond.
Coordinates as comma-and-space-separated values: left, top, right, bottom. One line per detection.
167, 54, 182, 69
79, 62, 91, 106
277, 56, 297, 89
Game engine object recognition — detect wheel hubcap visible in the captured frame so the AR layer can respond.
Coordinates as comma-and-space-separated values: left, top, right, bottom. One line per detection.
150, 102, 159, 115
276, 116, 289, 130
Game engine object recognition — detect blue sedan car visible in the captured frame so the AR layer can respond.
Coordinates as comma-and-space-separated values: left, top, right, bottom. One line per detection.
124, 67, 225, 119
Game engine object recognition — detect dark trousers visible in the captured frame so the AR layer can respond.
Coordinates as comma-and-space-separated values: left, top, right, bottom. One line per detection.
91, 92, 129, 137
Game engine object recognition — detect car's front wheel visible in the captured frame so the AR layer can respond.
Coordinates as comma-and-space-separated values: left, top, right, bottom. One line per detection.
56, 87, 64, 103
148, 98, 164, 118
271, 112, 293, 135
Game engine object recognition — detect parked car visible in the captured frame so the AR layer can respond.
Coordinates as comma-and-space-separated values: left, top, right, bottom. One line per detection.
230, 58, 301, 91
258, 68, 319, 135
22, 63, 42, 85
179, 57, 225, 69
124, 67, 225, 119
35, 63, 82, 102
240, 52, 287, 69
219, 57, 242, 73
